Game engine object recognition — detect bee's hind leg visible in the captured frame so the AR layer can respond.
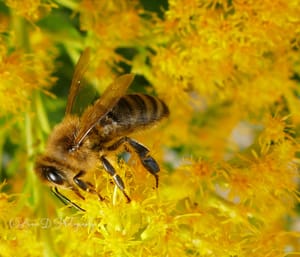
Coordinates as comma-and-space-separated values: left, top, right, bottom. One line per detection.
107, 137, 160, 188
100, 156, 131, 202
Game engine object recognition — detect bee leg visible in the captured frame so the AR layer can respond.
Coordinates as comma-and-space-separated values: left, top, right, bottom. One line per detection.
108, 137, 160, 188
126, 138, 160, 188
100, 156, 131, 202
73, 170, 104, 201
51, 187, 86, 212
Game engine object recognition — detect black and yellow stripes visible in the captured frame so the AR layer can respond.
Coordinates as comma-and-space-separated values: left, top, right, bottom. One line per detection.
97, 94, 169, 139
111, 94, 169, 126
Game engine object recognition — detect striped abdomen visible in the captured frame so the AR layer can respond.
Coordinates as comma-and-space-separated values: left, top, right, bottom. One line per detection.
98, 94, 169, 140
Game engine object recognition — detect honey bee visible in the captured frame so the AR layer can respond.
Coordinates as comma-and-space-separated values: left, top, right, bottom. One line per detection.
35, 48, 169, 211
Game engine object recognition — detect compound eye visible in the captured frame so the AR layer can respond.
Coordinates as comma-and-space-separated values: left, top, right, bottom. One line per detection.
43, 167, 65, 185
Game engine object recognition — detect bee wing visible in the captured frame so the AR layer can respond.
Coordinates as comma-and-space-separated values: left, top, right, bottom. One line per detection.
74, 74, 135, 147
65, 48, 91, 115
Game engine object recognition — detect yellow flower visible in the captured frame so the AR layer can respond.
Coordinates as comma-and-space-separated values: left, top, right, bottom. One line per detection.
0, 1, 300, 256
4, 0, 55, 21
0, 31, 57, 117
259, 114, 294, 154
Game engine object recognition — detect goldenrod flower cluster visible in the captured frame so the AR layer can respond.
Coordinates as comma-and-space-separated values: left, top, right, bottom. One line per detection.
0, 1, 300, 256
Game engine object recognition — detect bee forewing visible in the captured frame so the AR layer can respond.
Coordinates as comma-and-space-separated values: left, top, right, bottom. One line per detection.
74, 74, 135, 147
65, 48, 91, 115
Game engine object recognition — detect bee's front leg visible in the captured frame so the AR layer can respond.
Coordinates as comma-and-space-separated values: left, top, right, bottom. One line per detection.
107, 137, 160, 188
100, 156, 131, 202
51, 187, 86, 212
73, 170, 104, 201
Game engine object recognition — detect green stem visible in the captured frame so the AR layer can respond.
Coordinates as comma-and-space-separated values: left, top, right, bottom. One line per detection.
35, 92, 51, 135
11, 12, 58, 257
0, 132, 4, 179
